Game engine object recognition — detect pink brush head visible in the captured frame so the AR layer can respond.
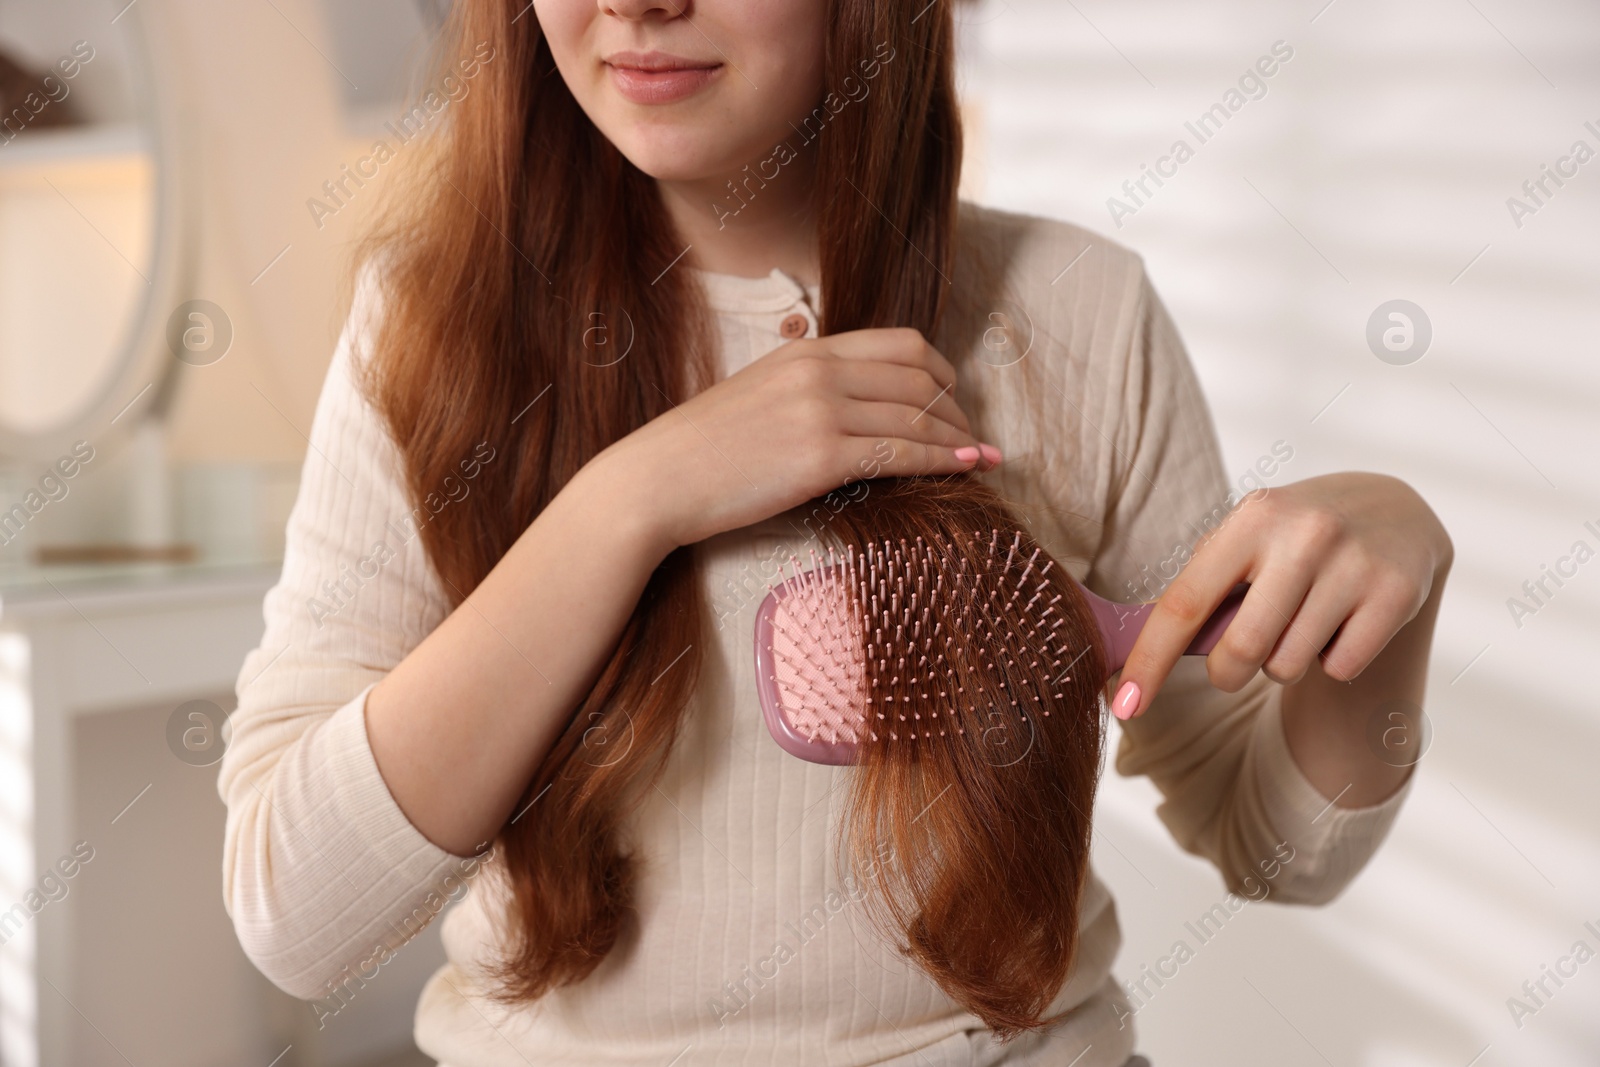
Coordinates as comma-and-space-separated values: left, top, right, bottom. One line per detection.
755, 529, 1091, 766
753, 530, 1247, 766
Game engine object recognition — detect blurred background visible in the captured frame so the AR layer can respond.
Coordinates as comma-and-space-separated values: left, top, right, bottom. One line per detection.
0, 0, 1593, 1065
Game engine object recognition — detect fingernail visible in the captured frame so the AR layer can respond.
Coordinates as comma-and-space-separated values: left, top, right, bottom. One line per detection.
977, 443, 1002, 466
1112, 680, 1141, 720
954, 446, 981, 463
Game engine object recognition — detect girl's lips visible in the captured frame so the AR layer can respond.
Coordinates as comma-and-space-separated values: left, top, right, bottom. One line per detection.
606, 61, 722, 105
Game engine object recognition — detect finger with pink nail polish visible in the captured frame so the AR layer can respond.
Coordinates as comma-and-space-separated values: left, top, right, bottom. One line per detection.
1112, 680, 1141, 720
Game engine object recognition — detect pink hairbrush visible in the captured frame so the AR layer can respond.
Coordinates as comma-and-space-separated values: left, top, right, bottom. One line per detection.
753, 530, 1247, 765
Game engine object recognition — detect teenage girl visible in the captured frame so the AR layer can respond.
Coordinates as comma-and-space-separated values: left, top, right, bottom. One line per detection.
220, 2, 1452, 1064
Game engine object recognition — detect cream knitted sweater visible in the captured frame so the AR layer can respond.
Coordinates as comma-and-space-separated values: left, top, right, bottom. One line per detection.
219, 203, 1411, 1067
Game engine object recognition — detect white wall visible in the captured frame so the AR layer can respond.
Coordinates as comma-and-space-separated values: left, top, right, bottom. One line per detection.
149, 0, 382, 467
964, 0, 1600, 1063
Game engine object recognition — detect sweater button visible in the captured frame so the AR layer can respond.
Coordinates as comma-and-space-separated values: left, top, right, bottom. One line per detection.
779, 313, 809, 339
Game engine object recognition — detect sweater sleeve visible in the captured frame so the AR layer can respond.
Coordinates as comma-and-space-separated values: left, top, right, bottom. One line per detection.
217, 266, 478, 1002
1083, 261, 1412, 905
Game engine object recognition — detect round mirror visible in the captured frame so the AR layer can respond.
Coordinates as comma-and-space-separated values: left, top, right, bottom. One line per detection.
0, 0, 187, 463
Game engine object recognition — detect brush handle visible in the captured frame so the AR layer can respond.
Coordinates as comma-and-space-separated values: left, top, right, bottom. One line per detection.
1082, 582, 1250, 679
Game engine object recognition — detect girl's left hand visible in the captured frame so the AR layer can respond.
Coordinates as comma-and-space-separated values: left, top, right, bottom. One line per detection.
1112, 472, 1454, 720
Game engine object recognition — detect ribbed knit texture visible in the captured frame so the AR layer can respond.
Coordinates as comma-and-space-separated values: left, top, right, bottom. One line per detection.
219, 203, 1411, 1066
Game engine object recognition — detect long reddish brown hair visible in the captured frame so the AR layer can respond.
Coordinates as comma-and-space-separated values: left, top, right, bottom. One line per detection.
354, 0, 1106, 1038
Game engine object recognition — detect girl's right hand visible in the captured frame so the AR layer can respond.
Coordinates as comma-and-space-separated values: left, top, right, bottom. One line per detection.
596, 327, 998, 553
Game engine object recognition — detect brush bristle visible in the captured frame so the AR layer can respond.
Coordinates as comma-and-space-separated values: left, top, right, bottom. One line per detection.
766, 529, 1085, 748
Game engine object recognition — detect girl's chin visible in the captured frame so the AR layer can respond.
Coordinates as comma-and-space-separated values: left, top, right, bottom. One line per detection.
605, 136, 748, 187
